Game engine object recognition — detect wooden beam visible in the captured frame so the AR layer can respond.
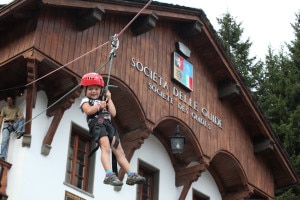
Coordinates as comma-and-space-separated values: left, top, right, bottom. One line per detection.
179, 181, 193, 200
131, 13, 158, 35
41, 0, 200, 21
175, 163, 208, 186
76, 6, 105, 30
0, 160, 12, 199
42, 0, 103, 9
254, 139, 274, 155
223, 189, 252, 200
118, 128, 151, 181
41, 107, 65, 156
219, 83, 240, 100
22, 58, 38, 147
176, 161, 209, 199
178, 20, 203, 38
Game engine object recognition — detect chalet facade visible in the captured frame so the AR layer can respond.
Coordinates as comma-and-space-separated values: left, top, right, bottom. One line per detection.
0, 0, 298, 200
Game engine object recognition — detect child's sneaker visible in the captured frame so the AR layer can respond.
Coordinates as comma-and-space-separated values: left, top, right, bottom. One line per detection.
126, 173, 146, 185
103, 173, 123, 186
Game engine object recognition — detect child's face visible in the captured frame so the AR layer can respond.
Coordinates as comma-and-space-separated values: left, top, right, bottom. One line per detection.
86, 85, 102, 99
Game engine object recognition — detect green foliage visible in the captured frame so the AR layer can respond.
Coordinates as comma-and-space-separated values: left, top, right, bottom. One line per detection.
217, 10, 300, 198
216, 12, 262, 92
255, 12, 300, 198
275, 188, 298, 200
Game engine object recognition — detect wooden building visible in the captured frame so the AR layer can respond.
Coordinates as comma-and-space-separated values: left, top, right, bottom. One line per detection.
0, 0, 298, 199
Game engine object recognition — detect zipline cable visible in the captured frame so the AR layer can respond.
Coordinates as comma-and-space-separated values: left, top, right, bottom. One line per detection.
8, 56, 111, 140
116, 0, 153, 38
0, 41, 109, 93
0, 0, 153, 93
4, 0, 154, 139
21, 57, 112, 128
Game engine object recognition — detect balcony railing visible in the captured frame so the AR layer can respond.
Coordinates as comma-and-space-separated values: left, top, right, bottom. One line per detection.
0, 159, 12, 200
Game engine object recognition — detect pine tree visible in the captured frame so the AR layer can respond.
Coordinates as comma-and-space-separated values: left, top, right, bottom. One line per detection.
255, 12, 300, 199
257, 12, 300, 159
216, 12, 262, 92
217, 10, 300, 199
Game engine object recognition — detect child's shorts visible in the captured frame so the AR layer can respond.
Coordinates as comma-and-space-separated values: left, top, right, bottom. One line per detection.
89, 119, 119, 148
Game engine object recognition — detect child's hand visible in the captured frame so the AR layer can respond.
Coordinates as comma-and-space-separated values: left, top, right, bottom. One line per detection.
101, 101, 107, 108
97, 101, 106, 111
105, 90, 111, 101
95, 101, 106, 111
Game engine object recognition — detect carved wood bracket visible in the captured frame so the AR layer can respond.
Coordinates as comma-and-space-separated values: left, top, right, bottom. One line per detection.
131, 13, 159, 35
0, 160, 12, 199
41, 86, 82, 156
177, 161, 209, 200
22, 57, 38, 147
118, 128, 151, 181
41, 107, 65, 156
176, 163, 207, 186
218, 82, 241, 100
222, 185, 253, 200
178, 19, 203, 38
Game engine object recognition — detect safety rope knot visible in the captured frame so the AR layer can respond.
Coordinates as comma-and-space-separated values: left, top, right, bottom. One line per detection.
110, 34, 119, 50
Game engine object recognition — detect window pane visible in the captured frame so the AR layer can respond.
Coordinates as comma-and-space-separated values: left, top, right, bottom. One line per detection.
65, 127, 92, 192
78, 139, 86, 151
138, 165, 156, 200
76, 162, 84, 176
75, 176, 83, 189
65, 171, 71, 183
77, 150, 85, 163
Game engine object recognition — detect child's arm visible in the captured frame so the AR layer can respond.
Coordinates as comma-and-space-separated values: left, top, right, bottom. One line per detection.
105, 90, 116, 117
81, 101, 104, 115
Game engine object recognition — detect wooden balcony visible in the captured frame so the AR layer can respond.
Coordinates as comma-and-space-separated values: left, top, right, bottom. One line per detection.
0, 159, 12, 200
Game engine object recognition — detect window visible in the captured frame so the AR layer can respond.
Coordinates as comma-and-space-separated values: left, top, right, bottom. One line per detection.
65, 124, 95, 193
137, 161, 159, 200
193, 189, 209, 200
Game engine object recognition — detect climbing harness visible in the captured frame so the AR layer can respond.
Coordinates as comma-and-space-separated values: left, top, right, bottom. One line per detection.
1, 0, 153, 143
85, 36, 121, 174
88, 34, 120, 158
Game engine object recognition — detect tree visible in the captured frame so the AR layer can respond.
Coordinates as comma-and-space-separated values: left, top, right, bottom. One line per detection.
255, 12, 300, 199
217, 10, 300, 199
256, 12, 300, 158
216, 12, 263, 92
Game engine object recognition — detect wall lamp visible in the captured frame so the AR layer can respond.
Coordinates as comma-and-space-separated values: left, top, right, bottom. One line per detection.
169, 125, 185, 154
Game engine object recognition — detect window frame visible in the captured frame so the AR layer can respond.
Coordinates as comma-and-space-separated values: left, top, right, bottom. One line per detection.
137, 160, 159, 200
193, 189, 210, 200
65, 123, 95, 193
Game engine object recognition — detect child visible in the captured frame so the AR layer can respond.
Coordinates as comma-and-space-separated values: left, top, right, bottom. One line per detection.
80, 72, 146, 186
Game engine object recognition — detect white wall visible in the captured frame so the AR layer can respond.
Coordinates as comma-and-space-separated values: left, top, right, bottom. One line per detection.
4, 91, 221, 200
188, 170, 222, 200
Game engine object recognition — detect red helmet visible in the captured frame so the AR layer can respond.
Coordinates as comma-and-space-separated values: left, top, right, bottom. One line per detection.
81, 73, 104, 87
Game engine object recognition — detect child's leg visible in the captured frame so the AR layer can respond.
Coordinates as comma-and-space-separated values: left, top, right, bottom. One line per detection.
100, 136, 123, 186
99, 136, 112, 171
111, 137, 146, 185
110, 138, 131, 172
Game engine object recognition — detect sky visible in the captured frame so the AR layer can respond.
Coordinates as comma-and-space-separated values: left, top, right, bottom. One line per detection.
1, 0, 300, 60
157, 0, 300, 60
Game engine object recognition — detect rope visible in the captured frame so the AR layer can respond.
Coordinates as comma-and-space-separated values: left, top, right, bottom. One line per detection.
116, 0, 153, 37
0, 0, 153, 93
2, 0, 154, 138
5, 56, 112, 140
0, 42, 110, 93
